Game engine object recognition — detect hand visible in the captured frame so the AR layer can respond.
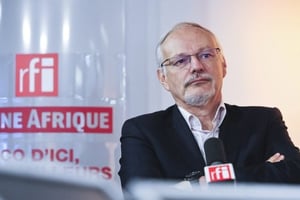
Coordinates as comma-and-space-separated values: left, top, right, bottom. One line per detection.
267, 152, 285, 163
199, 176, 207, 186
174, 180, 193, 190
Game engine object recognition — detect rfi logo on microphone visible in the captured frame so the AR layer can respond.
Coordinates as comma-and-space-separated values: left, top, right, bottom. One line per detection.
205, 163, 235, 182
15, 53, 58, 97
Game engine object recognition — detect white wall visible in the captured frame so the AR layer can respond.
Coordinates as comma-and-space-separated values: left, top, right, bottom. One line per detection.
208, 0, 300, 147
125, 0, 160, 116
126, 0, 300, 147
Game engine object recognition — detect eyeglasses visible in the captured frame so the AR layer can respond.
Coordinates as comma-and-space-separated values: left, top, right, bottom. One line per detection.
160, 48, 221, 69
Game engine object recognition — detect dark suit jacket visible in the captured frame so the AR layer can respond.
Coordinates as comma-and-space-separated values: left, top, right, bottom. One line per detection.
118, 104, 300, 188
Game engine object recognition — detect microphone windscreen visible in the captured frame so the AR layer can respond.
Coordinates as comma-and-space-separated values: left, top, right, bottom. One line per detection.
204, 137, 227, 165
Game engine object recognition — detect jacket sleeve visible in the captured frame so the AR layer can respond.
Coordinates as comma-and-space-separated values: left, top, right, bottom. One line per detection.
118, 119, 163, 189
235, 108, 300, 183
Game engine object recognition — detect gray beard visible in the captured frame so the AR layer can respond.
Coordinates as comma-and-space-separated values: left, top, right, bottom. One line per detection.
184, 88, 215, 106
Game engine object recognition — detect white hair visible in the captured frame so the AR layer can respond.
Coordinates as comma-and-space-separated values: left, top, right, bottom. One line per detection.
155, 22, 222, 69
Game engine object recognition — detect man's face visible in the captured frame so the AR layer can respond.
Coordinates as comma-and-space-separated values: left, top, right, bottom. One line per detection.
157, 26, 227, 108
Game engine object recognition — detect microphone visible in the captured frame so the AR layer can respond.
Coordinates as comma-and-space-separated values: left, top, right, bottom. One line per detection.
204, 137, 235, 183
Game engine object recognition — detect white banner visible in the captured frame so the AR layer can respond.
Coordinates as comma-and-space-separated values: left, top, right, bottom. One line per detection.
0, 0, 125, 184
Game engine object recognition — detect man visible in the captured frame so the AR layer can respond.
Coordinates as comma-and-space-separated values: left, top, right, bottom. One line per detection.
118, 22, 300, 189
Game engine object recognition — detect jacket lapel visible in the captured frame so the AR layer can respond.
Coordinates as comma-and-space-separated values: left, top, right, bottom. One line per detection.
168, 104, 245, 169
170, 105, 206, 168
219, 104, 245, 163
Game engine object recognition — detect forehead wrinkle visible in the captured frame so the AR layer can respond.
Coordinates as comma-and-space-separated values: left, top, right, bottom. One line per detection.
171, 47, 217, 59
162, 37, 215, 58
162, 29, 216, 59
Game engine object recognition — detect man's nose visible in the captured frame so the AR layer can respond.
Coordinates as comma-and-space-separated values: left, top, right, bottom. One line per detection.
189, 55, 205, 72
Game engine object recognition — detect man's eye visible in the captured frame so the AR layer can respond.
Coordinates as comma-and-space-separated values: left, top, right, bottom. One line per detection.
172, 57, 189, 66
200, 52, 213, 59
198, 52, 214, 59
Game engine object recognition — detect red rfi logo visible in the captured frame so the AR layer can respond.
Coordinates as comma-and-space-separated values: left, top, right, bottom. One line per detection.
15, 53, 58, 97
208, 164, 233, 181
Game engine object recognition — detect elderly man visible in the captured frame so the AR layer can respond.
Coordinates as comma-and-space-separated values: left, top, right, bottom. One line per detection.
118, 22, 300, 189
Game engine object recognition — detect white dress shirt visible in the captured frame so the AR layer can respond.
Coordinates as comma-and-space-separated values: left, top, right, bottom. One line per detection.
178, 102, 226, 163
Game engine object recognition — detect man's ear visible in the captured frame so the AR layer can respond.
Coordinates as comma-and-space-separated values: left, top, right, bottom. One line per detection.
157, 68, 170, 91
222, 56, 227, 78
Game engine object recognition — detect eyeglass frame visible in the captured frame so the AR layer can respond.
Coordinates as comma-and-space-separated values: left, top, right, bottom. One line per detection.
159, 47, 221, 68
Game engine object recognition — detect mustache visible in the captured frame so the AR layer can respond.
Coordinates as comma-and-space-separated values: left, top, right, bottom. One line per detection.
184, 73, 213, 88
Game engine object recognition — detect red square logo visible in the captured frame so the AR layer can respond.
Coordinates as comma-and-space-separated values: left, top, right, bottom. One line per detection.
15, 53, 58, 97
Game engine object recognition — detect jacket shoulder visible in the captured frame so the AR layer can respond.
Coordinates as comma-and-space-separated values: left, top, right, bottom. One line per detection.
225, 103, 282, 120
225, 103, 280, 113
123, 105, 179, 127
